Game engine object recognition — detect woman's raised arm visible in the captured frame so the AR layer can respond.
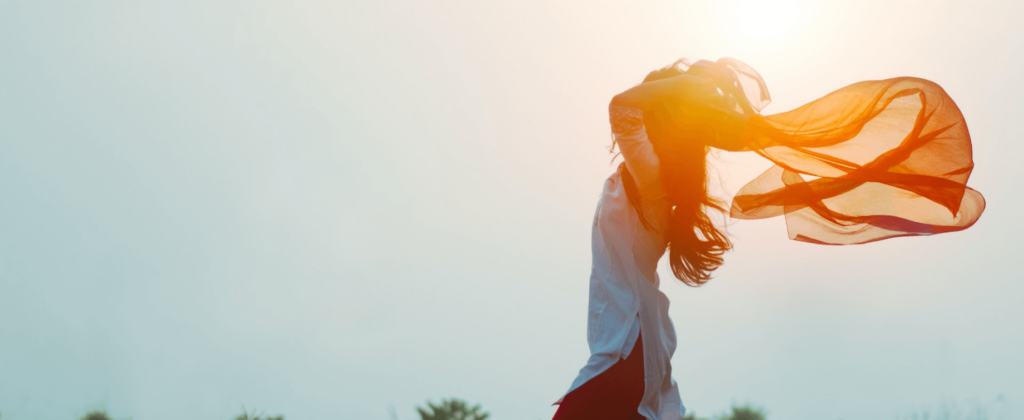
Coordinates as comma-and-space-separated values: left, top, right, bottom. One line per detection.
610, 74, 747, 149
610, 74, 719, 115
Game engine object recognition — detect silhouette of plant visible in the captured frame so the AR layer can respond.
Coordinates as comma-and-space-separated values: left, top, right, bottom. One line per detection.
79, 410, 113, 420
897, 401, 994, 420
720, 404, 766, 420
416, 398, 489, 420
681, 411, 710, 420
233, 406, 284, 420
680, 403, 765, 420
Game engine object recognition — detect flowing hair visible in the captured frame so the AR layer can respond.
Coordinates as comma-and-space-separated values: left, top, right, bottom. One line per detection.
619, 61, 733, 287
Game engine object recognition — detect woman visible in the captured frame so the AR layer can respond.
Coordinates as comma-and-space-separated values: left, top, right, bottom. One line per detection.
553, 58, 984, 420
551, 60, 746, 420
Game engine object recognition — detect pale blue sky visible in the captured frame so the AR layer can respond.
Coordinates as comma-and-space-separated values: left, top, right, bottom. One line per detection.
0, 1, 1021, 420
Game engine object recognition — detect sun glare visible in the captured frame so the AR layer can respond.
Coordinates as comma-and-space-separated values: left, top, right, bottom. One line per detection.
734, 0, 801, 40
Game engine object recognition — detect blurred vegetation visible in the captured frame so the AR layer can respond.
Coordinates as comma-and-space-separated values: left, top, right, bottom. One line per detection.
416, 398, 490, 420
68, 408, 284, 420
79, 411, 115, 420
681, 403, 766, 420
1, 396, 1002, 420
232, 407, 284, 420
896, 400, 999, 420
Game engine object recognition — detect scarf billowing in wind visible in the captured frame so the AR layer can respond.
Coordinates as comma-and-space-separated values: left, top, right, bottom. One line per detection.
687, 58, 985, 245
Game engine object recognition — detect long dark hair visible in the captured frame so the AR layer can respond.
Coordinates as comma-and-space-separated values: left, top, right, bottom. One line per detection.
620, 61, 733, 287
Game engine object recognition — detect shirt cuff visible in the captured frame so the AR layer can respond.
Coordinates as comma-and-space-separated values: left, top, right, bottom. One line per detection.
609, 104, 645, 136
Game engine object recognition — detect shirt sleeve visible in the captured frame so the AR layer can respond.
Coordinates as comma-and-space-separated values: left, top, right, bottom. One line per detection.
609, 104, 664, 200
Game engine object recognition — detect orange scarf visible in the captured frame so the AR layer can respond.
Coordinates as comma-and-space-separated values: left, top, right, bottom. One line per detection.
698, 58, 985, 244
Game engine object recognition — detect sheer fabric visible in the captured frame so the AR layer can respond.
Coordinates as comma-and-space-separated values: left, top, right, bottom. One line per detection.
685, 58, 985, 245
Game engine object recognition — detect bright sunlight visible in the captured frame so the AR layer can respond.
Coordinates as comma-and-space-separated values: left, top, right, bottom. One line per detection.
734, 0, 802, 39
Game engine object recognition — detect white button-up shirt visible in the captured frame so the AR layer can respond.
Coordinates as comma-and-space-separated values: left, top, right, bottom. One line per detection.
557, 105, 684, 420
